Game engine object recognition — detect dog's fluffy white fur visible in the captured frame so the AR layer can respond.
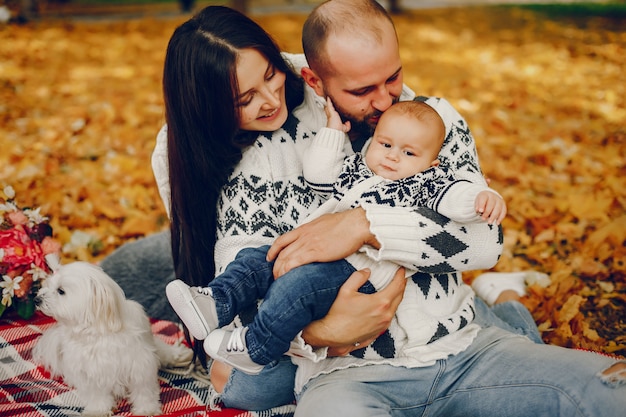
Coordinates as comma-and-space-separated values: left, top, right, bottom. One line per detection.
32, 261, 192, 417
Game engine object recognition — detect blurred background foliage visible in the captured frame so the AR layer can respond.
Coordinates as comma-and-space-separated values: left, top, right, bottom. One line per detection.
1, 0, 624, 353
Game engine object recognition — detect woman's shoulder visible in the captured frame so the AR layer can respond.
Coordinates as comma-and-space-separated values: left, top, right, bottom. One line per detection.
233, 115, 313, 179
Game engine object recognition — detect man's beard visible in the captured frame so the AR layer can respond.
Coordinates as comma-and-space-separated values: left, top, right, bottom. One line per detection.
330, 100, 377, 141
328, 94, 399, 143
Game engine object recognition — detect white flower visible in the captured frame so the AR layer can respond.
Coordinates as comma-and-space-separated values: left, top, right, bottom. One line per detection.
0, 200, 18, 213
24, 207, 48, 226
63, 230, 96, 253
0, 275, 23, 307
28, 263, 48, 282
1, 292, 12, 307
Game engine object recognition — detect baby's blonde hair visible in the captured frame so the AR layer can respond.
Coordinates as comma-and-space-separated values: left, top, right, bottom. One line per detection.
385, 101, 446, 146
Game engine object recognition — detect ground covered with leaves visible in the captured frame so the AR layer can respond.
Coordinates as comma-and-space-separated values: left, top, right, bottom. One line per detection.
1, 5, 624, 355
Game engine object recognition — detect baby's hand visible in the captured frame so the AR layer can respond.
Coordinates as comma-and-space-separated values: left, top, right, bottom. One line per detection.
475, 191, 507, 225
325, 97, 350, 133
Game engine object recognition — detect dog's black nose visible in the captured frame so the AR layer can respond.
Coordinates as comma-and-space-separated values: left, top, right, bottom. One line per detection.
34, 296, 42, 306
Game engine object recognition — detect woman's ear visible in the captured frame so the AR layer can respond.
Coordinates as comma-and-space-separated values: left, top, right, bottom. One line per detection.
301, 67, 325, 97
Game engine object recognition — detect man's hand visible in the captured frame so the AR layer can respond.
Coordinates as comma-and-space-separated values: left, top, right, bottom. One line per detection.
267, 207, 379, 278
301, 268, 406, 355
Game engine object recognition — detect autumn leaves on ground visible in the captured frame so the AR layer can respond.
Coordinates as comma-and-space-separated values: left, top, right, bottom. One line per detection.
1, 5, 624, 355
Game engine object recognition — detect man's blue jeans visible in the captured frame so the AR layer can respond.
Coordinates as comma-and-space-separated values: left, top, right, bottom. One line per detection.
294, 327, 626, 417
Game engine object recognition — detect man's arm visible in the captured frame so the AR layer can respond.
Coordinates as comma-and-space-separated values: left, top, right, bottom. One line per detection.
268, 205, 502, 276
301, 268, 406, 354
268, 207, 377, 277
419, 96, 487, 185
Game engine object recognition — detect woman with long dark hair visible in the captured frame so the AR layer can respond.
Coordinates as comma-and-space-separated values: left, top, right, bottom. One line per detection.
153, 6, 401, 410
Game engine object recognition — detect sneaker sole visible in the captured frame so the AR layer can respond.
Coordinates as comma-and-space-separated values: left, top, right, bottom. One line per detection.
203, 330, 264, 375
166, 280, 211, 340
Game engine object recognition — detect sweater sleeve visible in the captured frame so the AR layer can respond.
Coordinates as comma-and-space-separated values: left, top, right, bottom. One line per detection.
151, 124, 171, 217
302, 127, 351, 196
361, 203, 502, 272
432, 181, 485, 223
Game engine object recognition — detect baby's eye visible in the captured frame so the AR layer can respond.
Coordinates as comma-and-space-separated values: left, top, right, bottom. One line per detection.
383, 143, 391, 148
404, 151, 415, 157
57, 288, 65, 295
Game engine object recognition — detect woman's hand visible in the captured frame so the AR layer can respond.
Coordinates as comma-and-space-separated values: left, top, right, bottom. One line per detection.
267, 207, 379, 278
301, 267, 406, 354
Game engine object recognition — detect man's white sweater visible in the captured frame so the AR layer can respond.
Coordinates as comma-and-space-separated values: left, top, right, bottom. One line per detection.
151, 53, 502, 394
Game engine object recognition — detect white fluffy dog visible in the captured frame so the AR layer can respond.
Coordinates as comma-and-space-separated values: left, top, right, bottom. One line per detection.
32, 261, 192, 417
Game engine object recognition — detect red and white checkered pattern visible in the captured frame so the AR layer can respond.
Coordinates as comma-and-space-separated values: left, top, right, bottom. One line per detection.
0, 312, 294, 417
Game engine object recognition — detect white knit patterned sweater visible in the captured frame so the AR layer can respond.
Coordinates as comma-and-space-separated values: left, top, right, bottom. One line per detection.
151, 53, 503, 394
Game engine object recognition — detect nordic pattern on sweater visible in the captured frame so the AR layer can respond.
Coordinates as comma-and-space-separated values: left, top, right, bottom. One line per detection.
333, 153, 466, 212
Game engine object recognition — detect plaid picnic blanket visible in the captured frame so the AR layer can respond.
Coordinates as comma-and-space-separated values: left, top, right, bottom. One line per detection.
0, 312, 296, 417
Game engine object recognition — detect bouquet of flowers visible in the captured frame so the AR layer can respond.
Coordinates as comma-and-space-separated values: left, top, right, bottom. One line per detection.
0, 186, 61, 319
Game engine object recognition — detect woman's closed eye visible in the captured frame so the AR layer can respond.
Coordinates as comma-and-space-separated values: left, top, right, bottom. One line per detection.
237, 93, 255, 107
237, 64, 276, 107
265, 64, 276, 81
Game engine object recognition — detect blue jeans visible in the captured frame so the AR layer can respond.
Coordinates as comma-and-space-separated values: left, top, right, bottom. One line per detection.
295, 327, 625, 417
473, 295, 543, 344
209, 246, 372, 365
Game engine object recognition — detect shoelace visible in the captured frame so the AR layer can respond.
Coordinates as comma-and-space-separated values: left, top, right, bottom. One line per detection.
195, 287, 212, 296
226, 327, 247, 352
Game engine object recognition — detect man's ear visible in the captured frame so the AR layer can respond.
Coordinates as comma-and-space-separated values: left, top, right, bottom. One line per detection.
301, 67, 325, 97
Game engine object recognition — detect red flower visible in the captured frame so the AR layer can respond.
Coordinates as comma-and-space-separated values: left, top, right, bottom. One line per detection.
0, 224, 47, 272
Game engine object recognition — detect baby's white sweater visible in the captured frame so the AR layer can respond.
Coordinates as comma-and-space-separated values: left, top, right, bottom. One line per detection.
151, 53, 502, 394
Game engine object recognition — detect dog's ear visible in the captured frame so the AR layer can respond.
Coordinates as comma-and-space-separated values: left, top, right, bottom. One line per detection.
85, 266, 125, 333
45, 253, 61, 273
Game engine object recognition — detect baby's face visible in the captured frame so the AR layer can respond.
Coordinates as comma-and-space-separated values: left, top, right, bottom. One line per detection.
365, 112, 441, 181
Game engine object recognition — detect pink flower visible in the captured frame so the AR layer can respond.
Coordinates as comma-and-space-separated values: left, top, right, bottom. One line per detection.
7, 210, 28, 226
41, 236, 62, 256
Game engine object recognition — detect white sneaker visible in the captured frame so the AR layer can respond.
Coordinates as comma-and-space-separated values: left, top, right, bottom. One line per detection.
166, 280, 218, 340
472, 271, 550, 306
204, 327, 264, 375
